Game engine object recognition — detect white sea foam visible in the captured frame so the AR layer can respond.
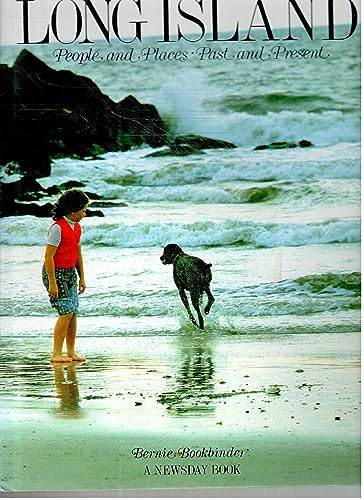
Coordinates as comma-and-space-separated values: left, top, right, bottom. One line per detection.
152, 69, 360, 147
169, 109, 360, 148
39, 142, 360, 205
1, 216, 359, 249
2, 271, 359, 319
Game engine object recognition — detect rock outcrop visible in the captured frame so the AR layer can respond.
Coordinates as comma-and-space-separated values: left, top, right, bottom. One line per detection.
146, 134, 236, 157
0, 49, 168, 179
254, 140, 313, 151
0, 178, 104, 217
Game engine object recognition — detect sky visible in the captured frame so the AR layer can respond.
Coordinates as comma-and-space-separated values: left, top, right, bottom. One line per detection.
0, 0, 361, 45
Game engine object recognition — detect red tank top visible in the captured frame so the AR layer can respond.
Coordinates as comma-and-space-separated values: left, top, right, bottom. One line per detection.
50, 218, 81, 268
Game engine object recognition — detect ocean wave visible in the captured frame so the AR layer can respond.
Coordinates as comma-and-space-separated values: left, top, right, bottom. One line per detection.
246, 272, 361, 298
216, 93, 355, 115
1, 217, 359, 249
81, 218, 359, 249
159, 86, 359, 147
2, 295, 359, 319
1, 272, 359, 320
206, 110, 360, 148
41, 144, 360, 198
212, 272, 361, 317
218, 294, 359, 318
90, 183, 283, 204
153, 68, 359, 147
293, 272, 361, 295
82, 180, 359, 207
68, 156, 359, 204
1, 313, 360, 336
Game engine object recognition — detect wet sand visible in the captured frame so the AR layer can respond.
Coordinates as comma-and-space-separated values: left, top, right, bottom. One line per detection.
0, 331, 360, 493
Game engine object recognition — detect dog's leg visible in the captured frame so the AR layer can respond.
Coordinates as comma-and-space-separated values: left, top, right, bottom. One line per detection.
190, 291, 204, 330
204, 289, 215, 315
179, 289, 198, 327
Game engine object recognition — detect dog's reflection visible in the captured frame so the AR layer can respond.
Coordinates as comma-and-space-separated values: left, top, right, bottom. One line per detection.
158, 335, 216, 416
51, 362, 85, 418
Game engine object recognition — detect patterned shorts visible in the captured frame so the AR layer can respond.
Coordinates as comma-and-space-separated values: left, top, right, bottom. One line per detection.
42, 266, 79, 316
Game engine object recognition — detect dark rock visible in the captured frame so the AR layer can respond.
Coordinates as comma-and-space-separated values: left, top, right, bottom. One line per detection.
58, 181, 86, 191
2, 178, 46, 201
83, 191, 102, 200
5, 202, 54, 218
85, 209, 105, 218
145, 134, 236, 157
0, 50, 168, 178
0, 178, 104, 217
254, 140, 313, 151
298, 139, 313, 148
90, 201, 128, 208
0, 199, 104, 218
46, 182, 102, 200
116, 95, 167, 149
173, 134, 236, 150
1, 179, 47, 217
146, 145, 205, 158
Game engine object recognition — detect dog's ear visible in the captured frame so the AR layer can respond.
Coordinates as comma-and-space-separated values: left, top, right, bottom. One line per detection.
166, 243, 183, 254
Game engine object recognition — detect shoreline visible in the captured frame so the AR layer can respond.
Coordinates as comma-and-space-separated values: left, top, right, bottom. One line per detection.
0, 332, 360, 492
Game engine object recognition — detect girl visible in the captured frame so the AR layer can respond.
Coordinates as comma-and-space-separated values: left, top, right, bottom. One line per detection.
42, 189, 89, 362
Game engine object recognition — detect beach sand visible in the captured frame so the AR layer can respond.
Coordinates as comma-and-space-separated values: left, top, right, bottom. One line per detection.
0, 329, 360, 494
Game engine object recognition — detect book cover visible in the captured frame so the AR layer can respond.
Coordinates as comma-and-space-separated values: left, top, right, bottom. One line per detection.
0, 0, 361, 496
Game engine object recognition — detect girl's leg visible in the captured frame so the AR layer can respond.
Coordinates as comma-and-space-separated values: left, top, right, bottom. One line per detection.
66, 314, 86, 362
51, 312, 74, 362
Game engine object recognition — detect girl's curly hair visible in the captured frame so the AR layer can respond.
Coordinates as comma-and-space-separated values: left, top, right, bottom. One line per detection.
51, 189, 89, 221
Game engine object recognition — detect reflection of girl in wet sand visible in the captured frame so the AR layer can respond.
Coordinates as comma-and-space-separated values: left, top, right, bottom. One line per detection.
42, 189, 89, 363
52, 363, 84, 418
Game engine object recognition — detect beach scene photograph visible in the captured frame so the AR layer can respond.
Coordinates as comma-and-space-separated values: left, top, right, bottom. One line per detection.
0, 0, 361, 495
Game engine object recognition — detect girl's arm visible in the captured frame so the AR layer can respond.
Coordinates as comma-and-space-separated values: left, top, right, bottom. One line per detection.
44, 244, 58, 299
76, 245, 86, 294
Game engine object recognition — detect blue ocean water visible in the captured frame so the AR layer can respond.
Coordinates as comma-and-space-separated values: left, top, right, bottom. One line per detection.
0, 26, 361, 337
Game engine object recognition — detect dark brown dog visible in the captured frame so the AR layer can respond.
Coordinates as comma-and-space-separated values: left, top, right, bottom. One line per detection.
160, 244, 215, 330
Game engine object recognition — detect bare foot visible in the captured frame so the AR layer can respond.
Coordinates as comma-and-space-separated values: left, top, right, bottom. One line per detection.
67, 352, 86, 362
50, 354, 73, 363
